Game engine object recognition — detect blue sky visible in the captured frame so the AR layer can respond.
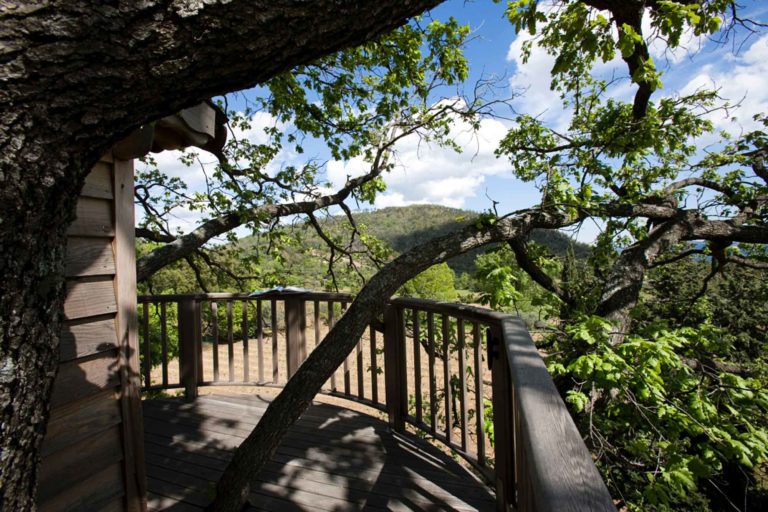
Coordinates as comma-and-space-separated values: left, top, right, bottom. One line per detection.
146, 0, 768, 243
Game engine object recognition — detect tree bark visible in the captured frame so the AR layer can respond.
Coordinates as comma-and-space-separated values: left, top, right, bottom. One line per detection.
0, 158, 83, 509
1, 1, 443, 508
596, 213, 696, 340
210, 208, 572, 510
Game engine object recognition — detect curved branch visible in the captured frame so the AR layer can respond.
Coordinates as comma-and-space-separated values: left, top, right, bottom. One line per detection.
724, 254, 768, 270
508, 238, 572, 304
136, 159, 390, 282
649, 248, 705, 268
596, 212, 698, 338
660, 177, 735, 197
135, 227, 175, 243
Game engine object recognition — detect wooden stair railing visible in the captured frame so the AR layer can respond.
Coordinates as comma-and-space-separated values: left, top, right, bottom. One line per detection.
138, 291, 615, 511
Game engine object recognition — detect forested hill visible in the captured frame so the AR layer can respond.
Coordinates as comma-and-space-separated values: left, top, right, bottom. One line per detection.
348, 205, 590, 273
242, 205, 591, 277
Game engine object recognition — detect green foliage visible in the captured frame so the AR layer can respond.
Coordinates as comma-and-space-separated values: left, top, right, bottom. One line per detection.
137, 302, 179, 379
549, 315, 768, 510
475, 243, 561, 317
492, 1, 768, 507
400, 263, 459, 302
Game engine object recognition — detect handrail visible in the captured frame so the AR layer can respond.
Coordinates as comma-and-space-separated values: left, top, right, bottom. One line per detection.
138, 291, 354, 302
499, 318, 615, 511
137, 291, 615, 511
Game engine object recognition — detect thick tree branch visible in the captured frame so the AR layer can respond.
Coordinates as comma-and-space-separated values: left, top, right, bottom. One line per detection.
687, 221, 768, 244
724, 254, 768, 270
4, 1, 446, 168
596, 212, 698, 338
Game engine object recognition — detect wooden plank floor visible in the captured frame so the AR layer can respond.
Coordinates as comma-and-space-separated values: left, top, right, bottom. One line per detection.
143, 393, 495, 511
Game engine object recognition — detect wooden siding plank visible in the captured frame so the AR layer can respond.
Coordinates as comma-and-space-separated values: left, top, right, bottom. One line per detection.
64, 276, 117, 320
39, 462, 124, 512
68, 196, 114, 237
51, 352, 121, 408
60, 315, 118, 362
38, 426, 124, 503
65, 236, 115, 277
42, 389, 122, 457
81, 161, 114, 199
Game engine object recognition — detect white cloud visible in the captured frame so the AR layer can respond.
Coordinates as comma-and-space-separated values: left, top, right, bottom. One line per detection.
680, 34, 768, 133
327, 113, 511, 209
506, 31, 564, 124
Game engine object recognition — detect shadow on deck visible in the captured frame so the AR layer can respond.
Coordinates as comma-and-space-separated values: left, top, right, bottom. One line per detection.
143, 393, 496, 511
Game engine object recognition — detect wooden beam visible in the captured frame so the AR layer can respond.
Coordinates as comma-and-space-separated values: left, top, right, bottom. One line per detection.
113, 157, 148, 512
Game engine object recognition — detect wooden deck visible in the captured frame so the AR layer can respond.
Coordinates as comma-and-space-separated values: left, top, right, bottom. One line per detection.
143, 393, 496, 511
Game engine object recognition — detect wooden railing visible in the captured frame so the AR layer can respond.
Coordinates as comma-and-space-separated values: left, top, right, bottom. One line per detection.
138, 291, 615, 511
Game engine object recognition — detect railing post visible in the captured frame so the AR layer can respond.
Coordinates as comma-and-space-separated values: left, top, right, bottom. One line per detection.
178, 298, 201, 401
490, 324, 516, 511
383, 304, 407, 432
285, 297, 306, 378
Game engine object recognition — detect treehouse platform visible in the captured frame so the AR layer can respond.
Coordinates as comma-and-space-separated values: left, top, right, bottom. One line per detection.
144, 392, 495, 511
137, 291, 616, 512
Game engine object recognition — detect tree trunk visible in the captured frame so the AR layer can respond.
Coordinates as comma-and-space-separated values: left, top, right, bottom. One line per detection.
596, 215, 694, 340
0, 144, 87, 508
1, 1, 445, 507
210, 209, 571, 510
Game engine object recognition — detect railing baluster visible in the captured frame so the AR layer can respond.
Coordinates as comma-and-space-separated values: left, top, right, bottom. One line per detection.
142, 302, 150, 388
343, 348, 351, 396
442, 313, 452, 444
178, 298, 200, 400
458, 317, 468, 452
427, 311, 436, 435
257, 300, 264, 383
473, 321, 485, 466
242, 299, 249, 382
342, 301, 350, 396
314, 300, 320, 350
369, 324, 378, 405
412, 309, 422, 423
271, 299, 278, 383
160, 302, 168, 387
356, 336, 364, 400
299, 299, 307, 363
383, 304, 406, 431
211, 302, 219, 382
226, 301, 234, 382
328, 301, 336, 391
284, 297, 305, 378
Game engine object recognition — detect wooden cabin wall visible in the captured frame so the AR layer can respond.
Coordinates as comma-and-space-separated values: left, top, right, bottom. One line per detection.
38, 155, 145, 512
